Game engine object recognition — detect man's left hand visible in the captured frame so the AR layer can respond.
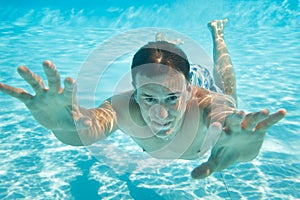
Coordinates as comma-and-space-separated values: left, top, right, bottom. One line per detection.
191, 109, 286, 179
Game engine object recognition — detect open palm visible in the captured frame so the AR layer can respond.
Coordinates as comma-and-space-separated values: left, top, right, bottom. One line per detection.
0, 61, 88, 131
192, 109, 286, 179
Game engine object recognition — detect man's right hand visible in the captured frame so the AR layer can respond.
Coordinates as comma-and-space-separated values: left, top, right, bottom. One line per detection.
0, 60, 92, 132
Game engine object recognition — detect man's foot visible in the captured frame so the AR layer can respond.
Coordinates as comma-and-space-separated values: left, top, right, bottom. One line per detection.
155, 32, 184, 45
208, 18, 228, 39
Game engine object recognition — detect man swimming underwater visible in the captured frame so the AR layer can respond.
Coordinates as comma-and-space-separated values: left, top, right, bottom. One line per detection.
0, 19, 285, 179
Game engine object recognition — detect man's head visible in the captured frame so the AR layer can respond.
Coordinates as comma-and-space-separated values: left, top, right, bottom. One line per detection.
131, 41, 192, 139
131, 41, 190, 84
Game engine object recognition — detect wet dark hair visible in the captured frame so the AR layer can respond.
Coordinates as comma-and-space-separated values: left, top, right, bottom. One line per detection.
131, 41, 190, 84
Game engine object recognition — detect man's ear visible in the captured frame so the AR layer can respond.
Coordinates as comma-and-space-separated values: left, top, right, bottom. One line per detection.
134, 91, 139, 103
131, 80, 136, 89
186, 83, 192, 101
131, 81, 139, 103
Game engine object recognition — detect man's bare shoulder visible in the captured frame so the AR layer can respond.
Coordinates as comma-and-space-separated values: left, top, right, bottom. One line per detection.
191, 85, 210, 98
190, 85, 237, 109
103, 90, 134, 105
104, 90, 141, 119
190, 86, 213, 108
103, 90, 146, 134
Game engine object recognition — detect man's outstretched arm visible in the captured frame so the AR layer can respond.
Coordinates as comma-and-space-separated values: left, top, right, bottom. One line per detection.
0, 60, 118, 146
192, 91, 286, 179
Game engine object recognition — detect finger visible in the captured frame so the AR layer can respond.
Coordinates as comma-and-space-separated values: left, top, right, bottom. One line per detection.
43, 60, 61, 93
17, 66, 45, 93
0, 82, 33, 103
192, 147, 239, 179
241, 109, 269, 131
223, 111, 245, 134
255, 109, 286, 132
63, 77, 77, 103
191, 160, 215, 179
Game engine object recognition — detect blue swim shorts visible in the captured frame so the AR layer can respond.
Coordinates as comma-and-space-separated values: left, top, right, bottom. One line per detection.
189, 64, 222, 93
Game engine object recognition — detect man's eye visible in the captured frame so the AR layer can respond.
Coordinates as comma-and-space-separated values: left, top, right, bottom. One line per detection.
144, 97, 157, 104
166, 96, 178, 103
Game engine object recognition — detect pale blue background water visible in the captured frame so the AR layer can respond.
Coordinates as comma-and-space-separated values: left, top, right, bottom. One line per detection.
0, 0, 299, 199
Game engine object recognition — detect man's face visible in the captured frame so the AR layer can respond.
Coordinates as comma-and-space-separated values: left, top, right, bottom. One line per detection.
133, 67, 191, 139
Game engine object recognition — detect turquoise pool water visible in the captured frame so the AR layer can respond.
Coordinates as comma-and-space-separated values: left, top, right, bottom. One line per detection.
0, 0, 299, 199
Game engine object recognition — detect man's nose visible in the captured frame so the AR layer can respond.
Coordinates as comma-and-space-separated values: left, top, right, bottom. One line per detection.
150, 104, 168, 120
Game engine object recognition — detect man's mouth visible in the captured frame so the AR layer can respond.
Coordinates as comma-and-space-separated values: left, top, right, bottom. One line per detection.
151, 121, 172, 132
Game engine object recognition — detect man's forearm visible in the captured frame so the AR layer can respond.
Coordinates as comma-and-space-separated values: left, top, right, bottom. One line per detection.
200, 93, 237, 127
52, 129, 86, 146
51, 101, 118, 146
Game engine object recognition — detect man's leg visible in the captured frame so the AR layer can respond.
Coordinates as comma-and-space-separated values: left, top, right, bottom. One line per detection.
208, 18, 237, 102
